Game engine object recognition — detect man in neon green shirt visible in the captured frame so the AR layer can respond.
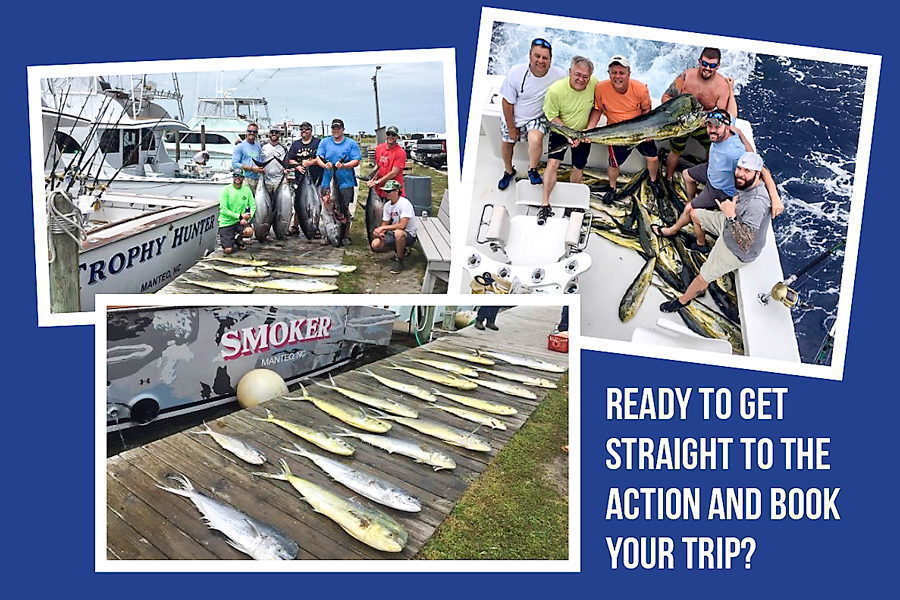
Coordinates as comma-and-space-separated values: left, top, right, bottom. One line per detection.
539, 56, 601, 225
218, 169, 256, 254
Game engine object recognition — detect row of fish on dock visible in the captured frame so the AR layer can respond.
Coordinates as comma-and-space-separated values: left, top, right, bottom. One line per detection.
154, 347, 566, 559
585, 164, 744, 354
180, 254, 357, 293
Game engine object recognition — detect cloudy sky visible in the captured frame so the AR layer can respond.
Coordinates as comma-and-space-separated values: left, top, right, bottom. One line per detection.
129, 62, 447, 134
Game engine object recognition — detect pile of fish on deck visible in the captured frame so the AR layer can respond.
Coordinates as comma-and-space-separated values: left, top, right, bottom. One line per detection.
585, 167, 743, 355
180, 254, 355, 294
156, 348, 566, 559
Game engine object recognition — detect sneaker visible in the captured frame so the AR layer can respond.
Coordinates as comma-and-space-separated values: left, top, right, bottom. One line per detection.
537, 204, 554, 226
498, 169, 516, 190
689, 241, 710, 254
474, 320, 485, 331
660, 297, 688, 313
527, 168, 543, 185
649, 178, 663, 199
602, 189, 616, 205
486, 322, 499, 331
390, 259, 404, 274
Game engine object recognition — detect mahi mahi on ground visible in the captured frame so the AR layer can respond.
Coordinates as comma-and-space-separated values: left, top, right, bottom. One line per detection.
289, 384, 392, 432
180, 278, 255, 293
430, 388, 518, 415
252, 408, 354, 455
479, 351, 566, 374
379, 415, 492, 452
619, 256, 657, 323
315, 375, 418, 418
237, 278, 338, 293
209, 264, 271, 278
386, 364, 479, 390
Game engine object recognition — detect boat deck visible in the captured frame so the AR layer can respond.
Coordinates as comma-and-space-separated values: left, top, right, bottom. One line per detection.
105, 305, 569, 560
158, 236, 346, 295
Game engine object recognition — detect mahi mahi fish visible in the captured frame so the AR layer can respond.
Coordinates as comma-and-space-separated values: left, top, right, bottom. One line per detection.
209, 264, 271, 278
430, 388, 518, 415
180, 278, 255, 293
205, 256, 269, 267
360, 368, 438, 402
252, 176, 274, 241
379, 415, 492, 452
290, 384, 392, 432
265, 265, 341, 277
654, 283, 744, 355
619, 256, 657, 323
157, 473, 298, 560
335, 427, 457, 470
238, 278, 338, 293
462, 376, 537, 400
318, 264, 357, 273
281, 443, 421, 512
254, 460, 408, 552
428, 404, 506, 430
190, 422, 267, 465
252, 408, 354, 455
315, 374, 418, 418
423, 348, 495, 365
386, 364, 478, 390
548, 94, 706, 147
295, 168, 322, 241
406, 358, 480, 378
474, 367, 557, 389
479, 351, 566, 373
594, 229, 645, 253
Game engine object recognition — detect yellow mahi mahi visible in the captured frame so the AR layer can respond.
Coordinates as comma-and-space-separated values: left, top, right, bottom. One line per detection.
251, 409, 354, 455
387, 364, 478, 390
430, 388, 518, 415
290, 385, 391, 432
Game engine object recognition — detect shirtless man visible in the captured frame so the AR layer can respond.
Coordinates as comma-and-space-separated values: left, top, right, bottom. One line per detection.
661, 47, 738, 180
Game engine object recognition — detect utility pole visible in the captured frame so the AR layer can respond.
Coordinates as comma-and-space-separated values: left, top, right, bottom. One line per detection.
372, 65, 382, 131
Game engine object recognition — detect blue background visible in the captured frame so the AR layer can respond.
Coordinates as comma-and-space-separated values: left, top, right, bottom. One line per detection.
5, 0, 897, 595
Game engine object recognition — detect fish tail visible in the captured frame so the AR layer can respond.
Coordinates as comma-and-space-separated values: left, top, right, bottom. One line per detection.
250, 408, 274, 423
190, 422, 213, 436
332, 425, 355, 438
156, 472, 194, 497
279, 442, 310, 458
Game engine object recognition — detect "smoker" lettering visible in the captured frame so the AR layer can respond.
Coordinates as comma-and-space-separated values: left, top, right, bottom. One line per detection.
220, 317, 333, 360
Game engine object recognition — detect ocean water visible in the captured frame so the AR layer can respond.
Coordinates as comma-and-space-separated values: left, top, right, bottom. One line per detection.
488, 22, 866, 365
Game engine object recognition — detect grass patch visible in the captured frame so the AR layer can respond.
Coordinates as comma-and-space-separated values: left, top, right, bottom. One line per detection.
418, 374, 569, 560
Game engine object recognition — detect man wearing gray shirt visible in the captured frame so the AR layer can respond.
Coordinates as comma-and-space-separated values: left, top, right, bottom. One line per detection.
660, 151, 773, 313
498, 38, 566, 190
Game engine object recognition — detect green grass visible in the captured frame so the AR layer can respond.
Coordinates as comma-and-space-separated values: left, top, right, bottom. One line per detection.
418, 375, 569, 560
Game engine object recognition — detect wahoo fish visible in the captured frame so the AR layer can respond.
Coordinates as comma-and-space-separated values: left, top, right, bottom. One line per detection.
252, 177, 274, 241
266, 265, 341, 277
474, 367, 557, 389
430, 388, 518, 416
429, 404, 506, 430
190, 422, 266, 465
253, 460, 408, 552
654, 283, 745, 355
272, 178, 294, 240
315, 375, 418, 418
479, 351, 566, 373
180, 278, 255, 293
361, 369, 438, 402
295, 169, 322, 240
364, 170, 384, 244
209, 264, 271, 278
380, 415, 492, 452
460, 376, 537, 400
594, 229, 644, 253
619, 256, 657, 322
335, 428, 457, 471
281, 444, 421, 512
386, 364, 478, 390
548, 94, 706, 147
406, 358, 480, 378
205, 256, 269, 267
252, 408, 354, 455
290, 385, 391, 432
239, 278, 338, 293
157, 473, 298, 560
423, 348, 495, 365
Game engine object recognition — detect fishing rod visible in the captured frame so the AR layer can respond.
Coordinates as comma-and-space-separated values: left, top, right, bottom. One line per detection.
813, 316, 837, 366
759, 240, 845, 307
62, 93, 118, 194
44, 84, 71, 188
94, 115, 170, 199
48, 91, 95, 189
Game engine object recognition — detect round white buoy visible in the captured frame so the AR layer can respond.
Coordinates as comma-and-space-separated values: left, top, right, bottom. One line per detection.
237, 369, 288, 408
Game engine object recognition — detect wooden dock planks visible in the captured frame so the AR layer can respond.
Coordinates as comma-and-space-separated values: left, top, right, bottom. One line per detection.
106, 305, 569, 561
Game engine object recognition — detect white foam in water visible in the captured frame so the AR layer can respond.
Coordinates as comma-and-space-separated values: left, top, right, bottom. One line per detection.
488, 22, 757, 100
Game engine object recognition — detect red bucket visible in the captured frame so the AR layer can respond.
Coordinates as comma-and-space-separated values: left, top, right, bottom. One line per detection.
548, 332, 568, 353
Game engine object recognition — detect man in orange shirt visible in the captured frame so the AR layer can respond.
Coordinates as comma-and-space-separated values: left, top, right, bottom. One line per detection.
589, 55, 663, 203
366, 125, 407, 198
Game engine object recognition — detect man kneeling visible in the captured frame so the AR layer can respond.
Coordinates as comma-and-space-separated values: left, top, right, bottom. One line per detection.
218, 169, 255, 254
660, 152, 772, 312
371, 179, 419, 274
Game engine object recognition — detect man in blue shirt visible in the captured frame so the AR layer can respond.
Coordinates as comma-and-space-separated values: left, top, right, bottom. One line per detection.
231, 123, 264, 192
316, 118, 361, 244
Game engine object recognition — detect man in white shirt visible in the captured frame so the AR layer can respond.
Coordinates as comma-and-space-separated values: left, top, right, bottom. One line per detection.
498, 38, 566, 190
371, 180, 418, 273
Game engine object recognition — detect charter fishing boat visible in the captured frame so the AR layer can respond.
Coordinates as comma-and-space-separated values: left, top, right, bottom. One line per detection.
41, 76, 230, 203
464, 75, 800, 362
164, 94, 272, 161
106, 305, 395, 432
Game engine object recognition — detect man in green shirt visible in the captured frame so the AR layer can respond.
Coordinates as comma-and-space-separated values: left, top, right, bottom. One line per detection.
539, 56, 601, 225
218, 169, 256, 254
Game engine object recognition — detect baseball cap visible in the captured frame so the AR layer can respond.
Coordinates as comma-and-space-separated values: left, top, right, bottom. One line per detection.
737, 151, 764, 171
386, 125, 399, 136
299, 121, 312, 129
231, 168, 245, 178
608, 55, 630, 69
331, 119, 345, 129
382, 179, 402, 192
705, 109, 732, 126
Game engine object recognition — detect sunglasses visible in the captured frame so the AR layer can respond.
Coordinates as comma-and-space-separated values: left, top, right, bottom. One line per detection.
699, 59, 720, 69
332, 125, 343, 129
531, 38, 552, 50
300, 128, 312, 132
246, 129, 258, 134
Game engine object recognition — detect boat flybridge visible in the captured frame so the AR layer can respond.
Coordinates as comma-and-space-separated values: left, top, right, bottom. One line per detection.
464, 75, 800, 362
164, 94, 272, 160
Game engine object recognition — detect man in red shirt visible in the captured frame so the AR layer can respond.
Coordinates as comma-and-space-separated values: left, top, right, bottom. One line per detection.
366, 125, 407, 198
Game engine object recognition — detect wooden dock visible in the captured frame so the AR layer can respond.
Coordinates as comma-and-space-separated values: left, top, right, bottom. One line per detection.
158, 236, 345, 295
106, 305, 568, 560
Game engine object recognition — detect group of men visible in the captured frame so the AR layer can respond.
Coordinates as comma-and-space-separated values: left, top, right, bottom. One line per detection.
217, 120, 419, 273
498, 39, 786, 311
